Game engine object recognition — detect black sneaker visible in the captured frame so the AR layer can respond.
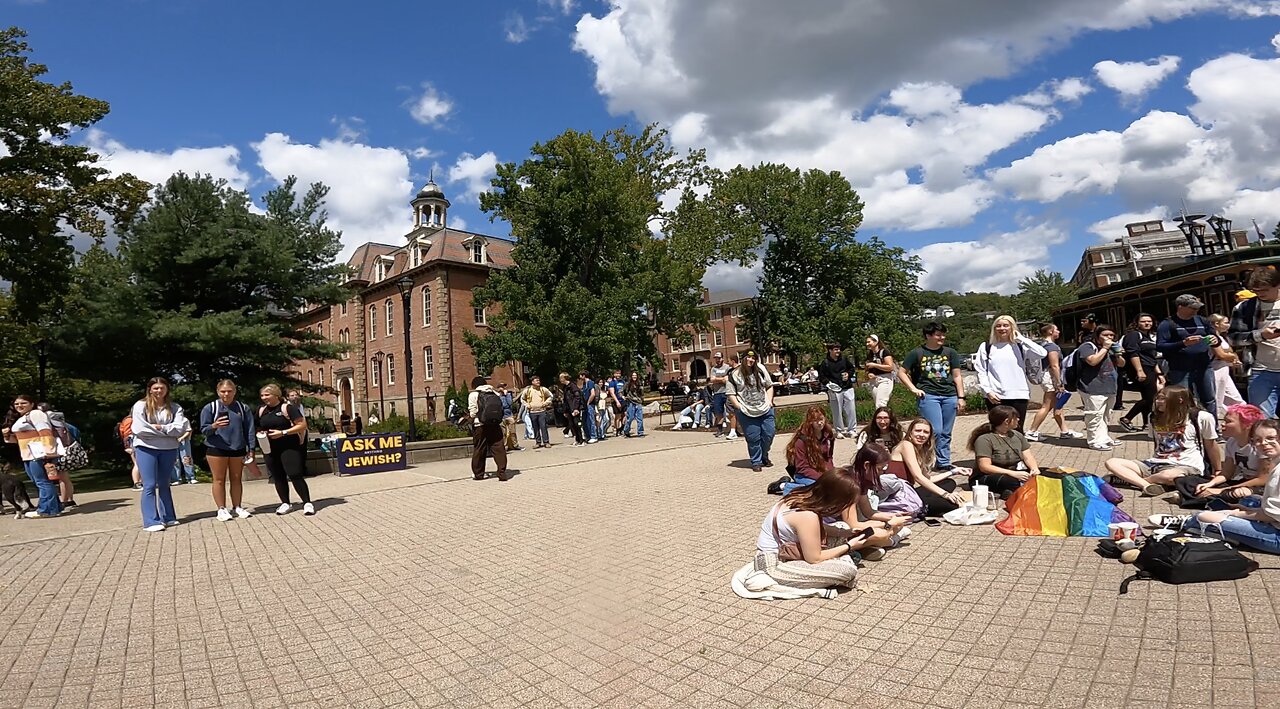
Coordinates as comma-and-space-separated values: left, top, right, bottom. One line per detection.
1118, 418, 1137, 433
62, 500, 77, 510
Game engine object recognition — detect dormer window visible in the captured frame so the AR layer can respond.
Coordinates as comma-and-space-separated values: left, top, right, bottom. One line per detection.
462, 236, 487, 265
411, 244, 422, 268
374, 256, 393, 282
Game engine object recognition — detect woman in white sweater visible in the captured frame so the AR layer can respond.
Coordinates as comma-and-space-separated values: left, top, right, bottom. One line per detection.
975, 315, 1046, 432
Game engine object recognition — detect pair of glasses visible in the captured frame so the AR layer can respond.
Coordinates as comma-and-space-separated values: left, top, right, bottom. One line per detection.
1253, 436, 1280, 445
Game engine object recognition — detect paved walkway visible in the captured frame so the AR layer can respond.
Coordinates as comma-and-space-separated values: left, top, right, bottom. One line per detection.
1, 401, 1277, 708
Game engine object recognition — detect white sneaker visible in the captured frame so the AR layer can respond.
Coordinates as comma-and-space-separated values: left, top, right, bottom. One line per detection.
1088, 443, 1113, 451
275, 503, 292, 515
1024, 431, 1041, 442
587, 438, 597, 444
234, 507, 253, 519
896, 526, 912, 541
1059, 430, 1083, 439
164, 520, 180, 527
216, 508, 233, 522
143, 524, 165, 532
303, 502, 316, 516
728, 431, 739, 440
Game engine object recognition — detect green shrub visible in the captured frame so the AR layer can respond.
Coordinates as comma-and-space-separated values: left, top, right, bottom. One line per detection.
364, 415, 468, 440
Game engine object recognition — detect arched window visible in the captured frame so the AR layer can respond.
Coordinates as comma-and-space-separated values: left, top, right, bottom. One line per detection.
422, 287, 432, 326
386, 354, 396, 386
385, 298, 394, 336
423, 346, 434, 380
307, 370, 313, 385
369, 305, 377, 339
370, 359, 380, 387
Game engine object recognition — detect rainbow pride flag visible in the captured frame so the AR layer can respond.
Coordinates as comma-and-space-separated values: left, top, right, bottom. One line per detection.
995, 470, 1139, 537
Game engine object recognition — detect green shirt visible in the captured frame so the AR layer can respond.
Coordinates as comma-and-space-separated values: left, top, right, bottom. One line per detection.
902, 346, 964, 397
974, 431, 1029, 469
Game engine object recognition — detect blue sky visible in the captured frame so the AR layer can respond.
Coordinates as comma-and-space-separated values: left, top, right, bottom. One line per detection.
9, 0, 1280, 294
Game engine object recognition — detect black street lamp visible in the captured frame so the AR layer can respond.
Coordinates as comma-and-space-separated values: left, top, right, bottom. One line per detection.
395, 275, 417, 441
1206, 214, 1236, 254
1175, 213, 1209, 257
371, 351, 386, 423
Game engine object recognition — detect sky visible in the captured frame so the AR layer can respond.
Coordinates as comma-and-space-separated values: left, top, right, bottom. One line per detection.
8, 0, 1280, 295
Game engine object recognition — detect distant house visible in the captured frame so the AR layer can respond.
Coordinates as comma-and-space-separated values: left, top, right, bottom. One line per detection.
974, 310, 998, 320
938, 305, 956, 318
920, 308, 937, 319
919, 305, 955, 319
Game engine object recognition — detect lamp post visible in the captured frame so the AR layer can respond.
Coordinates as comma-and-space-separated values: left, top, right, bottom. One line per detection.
395, 276, 418, 441
371, 351, 385, 422
1206, 214, 1235, 254
1175, 213, 1209, 258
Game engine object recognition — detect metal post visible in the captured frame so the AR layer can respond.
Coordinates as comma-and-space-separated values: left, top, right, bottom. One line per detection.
372, 352, 385, 422
400, 289, 417, 441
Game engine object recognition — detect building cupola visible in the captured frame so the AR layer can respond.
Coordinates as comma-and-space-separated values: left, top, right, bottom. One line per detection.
411, 174, 450, 229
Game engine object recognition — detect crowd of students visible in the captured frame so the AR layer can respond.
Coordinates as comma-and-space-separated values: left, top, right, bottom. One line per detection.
747, 268, 1280, 595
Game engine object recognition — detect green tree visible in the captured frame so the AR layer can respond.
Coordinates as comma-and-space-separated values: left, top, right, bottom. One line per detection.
1013, 269, 1078, 326
712, 164, 922, 366
54, 173, 349, 401
0, 27, 149, 321
466, 126, 744, 379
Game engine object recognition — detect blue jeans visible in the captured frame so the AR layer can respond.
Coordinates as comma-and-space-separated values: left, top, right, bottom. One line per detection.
781, 474, 816, 496
583, 407, 597, 440
918, 394, 958, 468
23, 459, 61, 516
1184, 505, 1280, 554
1166, 366, 1216, 416
136, 446, 179, 527
522, 409, 533, 439
625, 402, 645, 435
1249, 370, 1280, 418
738, 409, 776, 467
529, 411, 550, 446
171, 438, 196, 483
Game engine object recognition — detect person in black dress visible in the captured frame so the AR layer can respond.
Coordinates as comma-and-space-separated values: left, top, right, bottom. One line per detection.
256, 384, 314, 516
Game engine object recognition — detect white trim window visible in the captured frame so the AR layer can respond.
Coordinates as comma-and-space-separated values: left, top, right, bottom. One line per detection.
385, 298, 394, 336
387, 354, 396, 386
423, 346, 435, 380
474, 306, 487, 326
371, 360, 380, 387
422, 287, 432, 326
369, 305, 377, 340
714, 329, 723, 347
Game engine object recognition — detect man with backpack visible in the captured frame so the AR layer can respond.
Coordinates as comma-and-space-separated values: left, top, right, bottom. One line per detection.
467, 376, 509, 482
1157, 293, 1217, 415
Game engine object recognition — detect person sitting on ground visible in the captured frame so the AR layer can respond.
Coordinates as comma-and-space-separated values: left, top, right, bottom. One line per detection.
889, 417, 966, 516
1160, 419, 1280, 554
1103, 385, 1222, 496
1172, 403, 1265, 508
749, 446, 903, 593
856, 406, 903, 451
968, 405, 1042, 500
781, 406, 835, 494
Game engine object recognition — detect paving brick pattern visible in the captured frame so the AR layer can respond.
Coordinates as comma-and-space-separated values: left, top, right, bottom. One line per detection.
2, 403, 1279, 708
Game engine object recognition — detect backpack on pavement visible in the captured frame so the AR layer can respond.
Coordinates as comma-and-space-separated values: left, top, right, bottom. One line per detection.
1119, 531, 1257, 594
477, 390, 504, 425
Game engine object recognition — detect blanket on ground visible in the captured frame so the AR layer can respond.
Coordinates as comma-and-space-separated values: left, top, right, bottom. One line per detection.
996, 469, 1140, 537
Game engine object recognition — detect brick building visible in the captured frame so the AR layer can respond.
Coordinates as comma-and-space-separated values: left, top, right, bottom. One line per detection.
1071, 217, 1249, 292
652, 290, 781, 383
293, 180, 520, 424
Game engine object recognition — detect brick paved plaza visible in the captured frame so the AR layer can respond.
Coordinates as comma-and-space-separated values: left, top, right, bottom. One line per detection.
2, 403, 1279, 708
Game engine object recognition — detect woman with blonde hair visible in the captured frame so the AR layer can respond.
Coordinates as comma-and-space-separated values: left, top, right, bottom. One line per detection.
256, 384, 313, 515
975, 315, 1046, 431
130, 378, 189, 531
1208, 313, 1245, 418
199, 379, 256, 522
888, 417, 966, 516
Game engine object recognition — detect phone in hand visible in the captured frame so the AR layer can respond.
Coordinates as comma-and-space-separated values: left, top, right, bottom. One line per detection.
852, 526, 876, 541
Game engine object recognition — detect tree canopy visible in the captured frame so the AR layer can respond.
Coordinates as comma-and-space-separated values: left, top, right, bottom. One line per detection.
466, 126, 750, 379
0, 26, 149, 321
1013, 269, 1078, 326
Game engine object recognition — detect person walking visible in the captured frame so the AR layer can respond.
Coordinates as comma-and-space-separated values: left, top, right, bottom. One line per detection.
708, 352, 732, 437
898, 322, 967, 473
198, 379, 256, 522
1229, 268, 1280, 417
1076, 324, 1122, 451
468, 376, 509, 481
727, 350, 776, 472
622, 371, 647, 437
130, 378, 189, 531
255, 384, 313, 516
1207, 313, 1246, 419
496, 382, 521, 451
864, 335, 896, 409
560, 372, 586, 447
1117, 313, 1160, 432
1025, 324, 1082, 441
521, 375, 554, 449
2, 394, 63, 518
817, 343, 858, 439
1157, 294, 1217, 416
974, 315, 1046, 431
580, 372, 599, 444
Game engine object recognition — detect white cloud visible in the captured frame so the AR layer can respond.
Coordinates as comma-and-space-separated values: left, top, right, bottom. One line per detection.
540, 0, 576, 14
1093, 56, 1181, 99
1224, 188, 1280, 240
702, 260, 761, 296
410, 147, 440, 160
447, 151, 499, 203
84, 129, 250, 190
910, 223, 1070, 294
504, 12, 531, 43
1086, 207, 1171, 242
253, 133, 414, 253
990, 131, 1123, 202
449, 215, 469, 231
406, 83, 453, 126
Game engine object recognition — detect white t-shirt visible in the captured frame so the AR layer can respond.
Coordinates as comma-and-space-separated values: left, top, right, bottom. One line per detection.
1147, 411, 1218, 472
1224, 437, 1260, 482
1255, 300, 1280, 372
756, 504, 800, 553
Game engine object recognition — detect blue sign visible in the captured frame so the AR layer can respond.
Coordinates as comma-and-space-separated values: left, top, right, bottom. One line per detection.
336, 433, 408, 475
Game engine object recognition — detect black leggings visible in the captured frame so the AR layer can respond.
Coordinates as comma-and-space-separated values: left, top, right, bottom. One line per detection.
916, 478, 959, 517
265, 447, 311, 504
971, 472, 1024, 498
1123, 374, 1158, 428
1003, 399, 1029, 432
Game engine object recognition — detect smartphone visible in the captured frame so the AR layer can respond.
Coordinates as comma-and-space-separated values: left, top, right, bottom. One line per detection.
853, 526, 876, 541
924, 519, 942, 528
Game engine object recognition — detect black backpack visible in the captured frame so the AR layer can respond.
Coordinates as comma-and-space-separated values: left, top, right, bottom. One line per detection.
477, 390, 504, 425
1119, 532, 1257, 594
1061, 348, 1080, 392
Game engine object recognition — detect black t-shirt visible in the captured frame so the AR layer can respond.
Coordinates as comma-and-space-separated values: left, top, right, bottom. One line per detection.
257, 403, 305, 450
1122, 330, 1158, 369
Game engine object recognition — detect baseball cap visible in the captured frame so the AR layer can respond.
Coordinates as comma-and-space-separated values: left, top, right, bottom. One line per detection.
713, 351, 723, 358
1237, 289, 1257, 301
1175, 294, 1204, 309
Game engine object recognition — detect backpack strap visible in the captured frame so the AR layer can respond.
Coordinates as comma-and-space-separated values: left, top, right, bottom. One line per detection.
1119, 570, 1151, 595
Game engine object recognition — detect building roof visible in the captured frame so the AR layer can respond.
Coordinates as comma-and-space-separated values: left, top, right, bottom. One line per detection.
345, 229, 515, 284
704, 290, 754, 306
